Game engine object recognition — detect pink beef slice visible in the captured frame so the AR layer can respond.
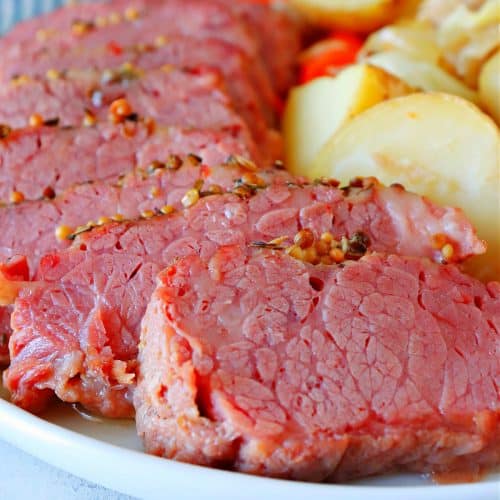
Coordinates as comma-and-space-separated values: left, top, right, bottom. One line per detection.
217, 0, 301, 94
0, 163, 293, 277
0, 123, 252, 203
0, 163, 291, 366
3, 180, 485, 417
0, 1, 255, 76
0, 0, 301, 94
2, 34, 278, 131
134, 249, 500, 480
0, 161, 283, 366
0, 65, 279, 160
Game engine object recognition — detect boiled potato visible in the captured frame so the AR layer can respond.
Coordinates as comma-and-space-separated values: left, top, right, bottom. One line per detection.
287, 0, 406, 33
479, 51, 500, 124
418, 0, 487, 25
283, 64, 413, 176
311, 93, 500, 281
365, 50, 480, 103
436, 1, 500, 86
361, 20, 441, 63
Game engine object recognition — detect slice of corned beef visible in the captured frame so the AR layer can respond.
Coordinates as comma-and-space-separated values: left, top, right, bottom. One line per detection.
0, 161, 291, 365
217, 0, 301, 94
0, 66, 263, 162
0, 0, 272, 85
0, 161, 293, 274
135, 249, 499, 480
129, 37, 280, 127
0, 66, 242, 129
0, 0, 301, 94
2, 34, 279, 131
0, 123, 252, 203
3, 179, 485, 417
0, 1, 256, 74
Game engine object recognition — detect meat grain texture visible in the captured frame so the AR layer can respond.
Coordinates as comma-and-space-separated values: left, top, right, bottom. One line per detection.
0, 123, 253, 203
0, 64, 279, 160
4, 181, 485, 417
135, 249, 500, 480
0, 0, 301, 94
0, 0, 498, 485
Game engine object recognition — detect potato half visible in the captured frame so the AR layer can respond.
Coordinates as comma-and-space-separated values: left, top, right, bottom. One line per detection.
283, 64, 413, 176
479, 51, 500, 124
365, 49, 480, 103
311, 92, 500, 281
287, 0, 406, 33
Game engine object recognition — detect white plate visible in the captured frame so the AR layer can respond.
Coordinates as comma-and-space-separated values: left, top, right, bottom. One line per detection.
0, 390, 498, 500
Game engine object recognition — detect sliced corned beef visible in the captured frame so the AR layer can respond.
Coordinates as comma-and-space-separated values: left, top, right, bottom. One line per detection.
135, 249, 499, 480
2, 32, 278, 130
217, 0, 301, 93
0, 0, 301, 94
0, 1, 256, 77
0, 123, 252, 203
3, 180, 485, 417
0, 161, 292, 274
0, 65, 278, 160
0, 161, 290, 365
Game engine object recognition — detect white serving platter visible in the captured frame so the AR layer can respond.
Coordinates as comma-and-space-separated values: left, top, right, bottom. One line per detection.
0, 390, 498, 500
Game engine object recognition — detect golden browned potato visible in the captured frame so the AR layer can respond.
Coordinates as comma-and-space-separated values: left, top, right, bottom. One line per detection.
283, 64, 413, 176
287, 0, 407, 33
479, 51, 500, 123
311, 93, 500, 281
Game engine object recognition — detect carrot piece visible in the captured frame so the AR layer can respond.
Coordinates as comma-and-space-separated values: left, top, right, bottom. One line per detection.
299, 32, 363, 84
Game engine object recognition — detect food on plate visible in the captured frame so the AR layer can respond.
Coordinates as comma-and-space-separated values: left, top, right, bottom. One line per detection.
479, 51, 500, 123
311, 92, 500, 281
283, 64, 413, 175
0, 158, 291, 367
361, 19, 442, 63
3, 178, 484, 416
0, 65, 279, 158
0, 123, 253, 203
0, 127, 254, 364
1, 35, 278, 127
136, 248, 500, 480
298, 32, 364, 83
364, 50, 480, 103
287, 0, 406, 32
0, 0, 498, 486
420, 0, 499, 87
0, 0, 301, 94
417, 0, 487, 25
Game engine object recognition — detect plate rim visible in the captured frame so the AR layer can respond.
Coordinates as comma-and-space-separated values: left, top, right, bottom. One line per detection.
0, 398, 498, 500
